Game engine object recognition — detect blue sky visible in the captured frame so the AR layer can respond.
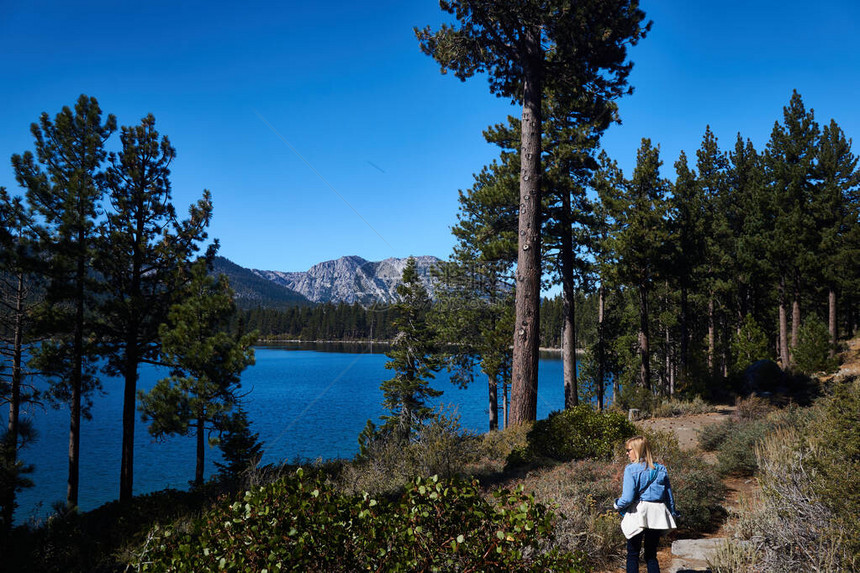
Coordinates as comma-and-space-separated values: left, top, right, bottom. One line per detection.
2, 1, 859, 273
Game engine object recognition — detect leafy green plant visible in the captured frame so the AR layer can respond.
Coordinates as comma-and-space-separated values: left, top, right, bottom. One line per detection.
511, 405, 636, 466
793, 315, 839, 375
731, 315, 773, 372
697, 418, 734, 452
131, 469, 586, 572
651, 396, 715, 418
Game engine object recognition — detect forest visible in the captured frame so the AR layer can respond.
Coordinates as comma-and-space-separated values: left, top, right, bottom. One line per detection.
2, 0, 859, 570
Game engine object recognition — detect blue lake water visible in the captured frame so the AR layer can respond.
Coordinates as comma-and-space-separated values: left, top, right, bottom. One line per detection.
7, 344, 575, 524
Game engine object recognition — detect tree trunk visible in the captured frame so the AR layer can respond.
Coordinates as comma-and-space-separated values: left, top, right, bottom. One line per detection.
829, 287, 838, 357
778, 276, 790, 369
666, 322, 673, 397
560, 191, 578, 408
3, 272, 26, 529
68, 237, 86, 509
679, 287, 688, 391
195, 414, 205, 488
510, 30, 543, 425
638, 284, 651, 390
707, 295, 716, 378
791, 273, 801, 351
119, 337, 138, 502
487, 373, 498, 432
597, 285, 605, 411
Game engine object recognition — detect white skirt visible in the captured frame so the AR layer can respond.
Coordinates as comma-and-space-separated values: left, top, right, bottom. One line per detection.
620, 500, 677, 539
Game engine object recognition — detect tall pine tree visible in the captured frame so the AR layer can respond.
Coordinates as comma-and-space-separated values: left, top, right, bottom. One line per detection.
95, 114, 214, 502
417, 0, 649, 424
11, 95, 116, 508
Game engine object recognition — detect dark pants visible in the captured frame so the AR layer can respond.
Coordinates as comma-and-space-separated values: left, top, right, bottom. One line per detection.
626, 528, 661, 573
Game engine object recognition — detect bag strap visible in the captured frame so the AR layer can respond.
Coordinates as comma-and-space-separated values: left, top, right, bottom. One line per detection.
633, 468, 658, 504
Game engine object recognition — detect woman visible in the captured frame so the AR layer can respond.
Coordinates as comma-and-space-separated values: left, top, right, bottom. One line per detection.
614, 435, 679, 573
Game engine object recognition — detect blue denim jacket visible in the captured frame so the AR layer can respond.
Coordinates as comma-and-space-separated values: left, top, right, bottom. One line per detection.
614, 462, 678, 516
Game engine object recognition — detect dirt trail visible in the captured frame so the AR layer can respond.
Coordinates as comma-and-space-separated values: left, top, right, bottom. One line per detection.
604, 337, 860, 572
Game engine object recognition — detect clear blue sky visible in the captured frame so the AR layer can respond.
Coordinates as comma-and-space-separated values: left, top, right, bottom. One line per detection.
2, 1, 859, 273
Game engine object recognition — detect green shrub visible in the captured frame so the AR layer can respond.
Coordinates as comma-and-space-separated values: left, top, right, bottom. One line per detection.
715, 419, 771, 476
733, 394, 774, 420
713, 423, 855, 572
793, 315, 839, 375
668, 451, 726, 533
614, 382, 659, 414
343, 407, 479, 496
651, 396, 716, 418
511, 406, 636, 467
731, 315, 773, 373
131, 470, 587, 572
521, 460, 625, 570
696, 418, 734, 452
809, 376, 860, 561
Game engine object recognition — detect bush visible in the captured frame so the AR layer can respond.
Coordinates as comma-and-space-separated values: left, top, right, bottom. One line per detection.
511, 405, 636, 466
808, 376, 860, 561
715, 419, 771, 476
733, 394, 774, 420
343, 407, 479, 496
711, 425, 855, 572
521, 460, 625, 571
793, 315, 839, 375
651, 396, 716, 418
131, 470, 587, 572
696, 418, 734, 452
614, 382, 659, 414
731, 315, 773, 373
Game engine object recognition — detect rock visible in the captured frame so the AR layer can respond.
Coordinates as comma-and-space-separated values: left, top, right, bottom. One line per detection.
667, 538, 725, 572
743, 359, 786, 395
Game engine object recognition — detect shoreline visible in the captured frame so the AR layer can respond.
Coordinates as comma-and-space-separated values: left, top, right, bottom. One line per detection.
257, 339, 584, 354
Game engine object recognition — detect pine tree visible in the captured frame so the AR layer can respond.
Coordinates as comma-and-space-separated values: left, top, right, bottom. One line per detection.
814, 119, 860, 352
0, 189, 41, 533
139, 260, 256, 487
418, 0, 649, 424
214, 406, 264, 482
600, 139, 670, 390
94, 114, 214, 502
11, 95, 116, 508
379, 258, 442, 442
764, 91, 819, 368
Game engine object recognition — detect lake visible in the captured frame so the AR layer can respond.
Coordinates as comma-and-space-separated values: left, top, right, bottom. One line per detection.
7, 343, 574, 524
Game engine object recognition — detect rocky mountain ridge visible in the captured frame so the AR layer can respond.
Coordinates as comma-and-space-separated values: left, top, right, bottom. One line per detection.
251, 255, 440, 305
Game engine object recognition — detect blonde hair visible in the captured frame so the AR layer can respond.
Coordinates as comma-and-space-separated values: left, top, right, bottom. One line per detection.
626, 435, 655, 469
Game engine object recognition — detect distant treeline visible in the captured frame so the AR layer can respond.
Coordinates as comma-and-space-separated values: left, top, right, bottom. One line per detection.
239, 296, 596, 347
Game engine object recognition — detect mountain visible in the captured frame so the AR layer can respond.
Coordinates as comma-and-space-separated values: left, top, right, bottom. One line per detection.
251, 255, 441, 305
211, 256, 312, 309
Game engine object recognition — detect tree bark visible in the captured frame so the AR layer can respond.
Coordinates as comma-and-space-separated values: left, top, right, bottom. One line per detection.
778, 276, 790, 369
510, 29, 543, 425
68, 230, 86, 509
597, 285, 605, 411
120, 339, 138, 502
560, 189, 578, 408
195, 414, 205, 488
829, 287, 837, 358
487, 373, 498, 432
679, 287, 688, 391
3, 271, 26, 530
707, 295, 716, 378
638, 284, 651, 390
791, 272, 801, 351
